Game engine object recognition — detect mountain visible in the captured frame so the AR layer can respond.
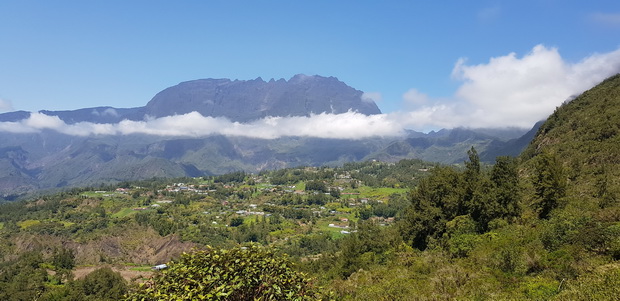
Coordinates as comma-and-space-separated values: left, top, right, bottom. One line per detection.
0, 75, 380, 124
0, 74, 537, 199
367, 126, 536, 164
141, 75, 381, 122
479, 120, 545, 161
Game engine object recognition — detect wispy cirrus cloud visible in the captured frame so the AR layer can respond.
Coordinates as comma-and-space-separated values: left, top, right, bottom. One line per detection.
477, 5, 501, 23
588, 12, 620, 28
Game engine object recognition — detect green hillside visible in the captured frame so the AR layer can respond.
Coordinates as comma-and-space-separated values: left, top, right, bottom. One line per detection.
522, 73, 620, 206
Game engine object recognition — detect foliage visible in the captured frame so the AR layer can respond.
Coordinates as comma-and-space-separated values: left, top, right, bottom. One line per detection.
214, 171, 247, 184
0, 251, 47, 300
399, 149, 521, 250
126, 245, 329, 300
45, 267, 128, 301
532, 151, 567, 219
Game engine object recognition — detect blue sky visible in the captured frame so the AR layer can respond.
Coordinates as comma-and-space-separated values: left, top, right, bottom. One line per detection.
1, 1, 620, 132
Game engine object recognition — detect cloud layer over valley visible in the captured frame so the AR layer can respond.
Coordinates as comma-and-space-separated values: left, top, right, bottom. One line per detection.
0, 111, 403, 139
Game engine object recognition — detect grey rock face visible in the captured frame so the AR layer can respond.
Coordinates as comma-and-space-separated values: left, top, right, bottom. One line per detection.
142, 74, 381, 122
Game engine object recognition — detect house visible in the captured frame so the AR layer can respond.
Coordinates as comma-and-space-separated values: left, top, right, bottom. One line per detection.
152, 264, 168, 270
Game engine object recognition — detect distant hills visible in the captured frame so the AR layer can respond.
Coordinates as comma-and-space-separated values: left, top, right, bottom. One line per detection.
0, 74, 538, 199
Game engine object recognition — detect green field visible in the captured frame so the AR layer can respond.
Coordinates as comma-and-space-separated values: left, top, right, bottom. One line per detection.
354, 186, 408, 200
112, 207, 145, 218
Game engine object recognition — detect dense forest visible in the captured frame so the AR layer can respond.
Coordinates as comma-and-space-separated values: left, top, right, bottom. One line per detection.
0, 75, 619, 300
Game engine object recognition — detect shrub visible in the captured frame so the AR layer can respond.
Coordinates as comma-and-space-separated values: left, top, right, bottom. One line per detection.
126, 245, 328, 300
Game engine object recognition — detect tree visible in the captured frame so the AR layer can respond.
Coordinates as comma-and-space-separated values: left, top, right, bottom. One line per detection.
399, 166, 462, 250
305, 180, 328, 193
126, 245, 327, 300
80, 267, 127, 300
0, 251, 47, 301
46, 267, 128, 300
463, 147, 486, 228
470, 156, 521, 230
329, 188, 341, 199
464, 146, 481, 179
490, 156, 521, 220
229, 216, 244, 227
52, 247, 75, 270
52, 247, 75, 284
533, 151, 567, 219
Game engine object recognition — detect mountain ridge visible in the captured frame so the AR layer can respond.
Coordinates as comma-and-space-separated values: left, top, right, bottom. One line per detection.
0, 74, 381, 124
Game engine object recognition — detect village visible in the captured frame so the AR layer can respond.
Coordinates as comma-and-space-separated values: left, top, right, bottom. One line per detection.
77, 165, 412, 246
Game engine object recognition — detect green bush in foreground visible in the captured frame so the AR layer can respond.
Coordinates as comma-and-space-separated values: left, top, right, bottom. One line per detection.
126, 245, 329, 300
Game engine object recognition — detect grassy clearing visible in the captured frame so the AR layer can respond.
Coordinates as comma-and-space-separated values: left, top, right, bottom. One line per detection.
129, 266, 154, 272
295, 182, 306, 191
315, 220, 347, 239
17, 219, 41, 229
269, 228, 296, 239
81, 191, 101, 198
356, 186, 408, 200
112, 207, 142, 218
59, 220, 75, 227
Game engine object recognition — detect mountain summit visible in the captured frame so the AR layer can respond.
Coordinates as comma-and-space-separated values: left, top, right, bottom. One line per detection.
141, 74, 381, 122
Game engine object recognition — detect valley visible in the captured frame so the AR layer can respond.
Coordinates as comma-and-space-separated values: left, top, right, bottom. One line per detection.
1, 74, 620, 300
0, 75, 534, 200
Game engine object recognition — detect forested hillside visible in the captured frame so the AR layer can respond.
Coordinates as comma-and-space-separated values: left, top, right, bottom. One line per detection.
0, 75, 619, 300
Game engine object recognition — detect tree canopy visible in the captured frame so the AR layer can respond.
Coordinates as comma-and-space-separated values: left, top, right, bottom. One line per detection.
126, 245, 329, 300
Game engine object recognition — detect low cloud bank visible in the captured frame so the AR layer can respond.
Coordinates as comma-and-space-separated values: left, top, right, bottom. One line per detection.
0, 111, 404, 139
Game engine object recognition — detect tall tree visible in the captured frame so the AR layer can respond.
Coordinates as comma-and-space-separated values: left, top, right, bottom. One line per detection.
533, 151, 567, 219
491, 156, 521, 220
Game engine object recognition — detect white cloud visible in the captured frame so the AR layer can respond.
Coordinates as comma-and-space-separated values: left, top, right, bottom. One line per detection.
0, 111, 404, 139
403, 45, 620, 129
361, 92, 382, 103
91, 108, 120, 117
402, 88, 429, 107
102, 108, 119, 117
0, 98, 13, 112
